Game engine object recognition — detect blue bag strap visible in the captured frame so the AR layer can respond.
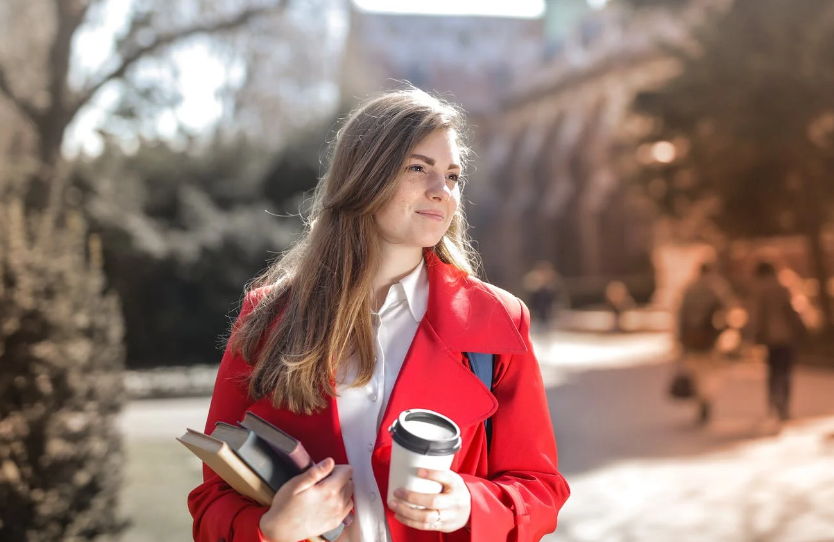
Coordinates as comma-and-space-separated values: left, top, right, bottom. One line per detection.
465, 352, 495, 453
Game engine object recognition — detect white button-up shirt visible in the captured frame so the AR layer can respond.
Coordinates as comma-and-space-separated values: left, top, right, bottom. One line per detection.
335, 259, 429, 542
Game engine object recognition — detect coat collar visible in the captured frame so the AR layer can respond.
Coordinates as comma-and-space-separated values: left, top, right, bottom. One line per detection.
421, 249, 527, 355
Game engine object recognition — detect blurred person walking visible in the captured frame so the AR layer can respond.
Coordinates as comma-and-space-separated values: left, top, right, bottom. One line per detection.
604, 280, 634, 333
747, 262, 807, 422
676, 263, 731, 425
522, 260, 567, 331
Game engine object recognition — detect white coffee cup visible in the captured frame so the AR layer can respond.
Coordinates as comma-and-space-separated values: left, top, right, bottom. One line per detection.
387, 409, 462, 503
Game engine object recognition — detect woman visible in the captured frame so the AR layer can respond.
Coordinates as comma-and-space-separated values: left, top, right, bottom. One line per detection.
188, 88, 570, 542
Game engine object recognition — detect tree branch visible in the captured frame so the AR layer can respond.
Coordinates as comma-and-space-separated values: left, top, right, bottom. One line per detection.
69, 3, 287, 120
49, 0, 93, 113
0, 64, 42, 125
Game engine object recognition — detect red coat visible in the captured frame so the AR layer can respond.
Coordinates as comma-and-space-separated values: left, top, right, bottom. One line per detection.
188, 251, 569, 542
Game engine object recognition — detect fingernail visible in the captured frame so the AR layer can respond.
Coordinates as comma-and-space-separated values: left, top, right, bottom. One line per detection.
417, 469, 428, 477
387, 499, 397, 509
394, 489, 405, 498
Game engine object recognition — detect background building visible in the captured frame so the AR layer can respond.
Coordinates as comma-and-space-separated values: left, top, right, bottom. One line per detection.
475, 2, 698, 304
340, 5, 546, 116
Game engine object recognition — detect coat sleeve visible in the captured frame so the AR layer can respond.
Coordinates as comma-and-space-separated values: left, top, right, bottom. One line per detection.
187, 291, 272, 542
460, 297, 569, 542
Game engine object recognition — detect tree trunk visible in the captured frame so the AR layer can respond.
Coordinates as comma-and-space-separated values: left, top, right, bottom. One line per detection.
26, 121, 68, 250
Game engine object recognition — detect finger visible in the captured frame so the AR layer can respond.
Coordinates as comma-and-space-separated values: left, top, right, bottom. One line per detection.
291, 457, 335, 493
417, 468, 456, 490
319, 464, 353, 489
340, 479, 355, 504
387, 498, 442, 524
393, 513, 435, 531
392, 487, 454, 510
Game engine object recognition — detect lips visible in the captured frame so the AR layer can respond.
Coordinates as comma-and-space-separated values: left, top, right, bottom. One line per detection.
416, 210, 445, 221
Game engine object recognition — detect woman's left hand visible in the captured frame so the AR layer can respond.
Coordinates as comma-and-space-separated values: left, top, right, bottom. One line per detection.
387, 468, 472, 532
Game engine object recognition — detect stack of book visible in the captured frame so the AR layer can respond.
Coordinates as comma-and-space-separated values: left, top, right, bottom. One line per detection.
178, 411, 347, 542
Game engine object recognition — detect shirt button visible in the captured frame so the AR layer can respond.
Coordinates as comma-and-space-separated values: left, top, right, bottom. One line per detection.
367, 443, 374, 452
370, 393, 378, 401
370, 491, 377, 502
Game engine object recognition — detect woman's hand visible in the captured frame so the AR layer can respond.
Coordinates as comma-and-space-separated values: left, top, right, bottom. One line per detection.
259, 458, 354, 542
387, 468, 472, 533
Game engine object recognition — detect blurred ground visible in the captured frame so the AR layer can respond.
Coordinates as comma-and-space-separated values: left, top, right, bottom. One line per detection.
534, 331, 834, 542
117, 330, 834, 542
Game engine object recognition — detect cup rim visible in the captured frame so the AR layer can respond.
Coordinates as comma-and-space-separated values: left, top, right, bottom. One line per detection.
388, 408, 462, 456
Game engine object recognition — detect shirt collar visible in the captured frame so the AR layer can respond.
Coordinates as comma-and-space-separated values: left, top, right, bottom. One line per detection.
377, 258, 428, 323
400, 257, 429, 322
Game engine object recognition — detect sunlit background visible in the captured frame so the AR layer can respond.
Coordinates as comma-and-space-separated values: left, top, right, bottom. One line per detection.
1, 0, 833, 541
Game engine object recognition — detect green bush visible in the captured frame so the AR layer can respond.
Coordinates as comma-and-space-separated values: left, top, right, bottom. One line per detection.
70, 137, 312, 369
0, 197, 127, 541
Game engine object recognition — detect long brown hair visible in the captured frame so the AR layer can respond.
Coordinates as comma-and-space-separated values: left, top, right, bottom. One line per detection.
231, 88, 480, 414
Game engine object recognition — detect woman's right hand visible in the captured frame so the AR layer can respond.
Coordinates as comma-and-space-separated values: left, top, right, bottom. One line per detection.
259, 458, 354, 542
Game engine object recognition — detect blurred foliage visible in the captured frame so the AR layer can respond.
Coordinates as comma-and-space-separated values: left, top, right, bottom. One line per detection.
68, 125, 334, 368
262, 130, 327, 206
0, 195, 127, 541
628, 0, 834, 329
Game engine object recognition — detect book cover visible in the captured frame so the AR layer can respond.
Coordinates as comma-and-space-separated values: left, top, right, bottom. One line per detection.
212, 422, 295, 491
176, 429, 274, 506
239, 411, 314, 472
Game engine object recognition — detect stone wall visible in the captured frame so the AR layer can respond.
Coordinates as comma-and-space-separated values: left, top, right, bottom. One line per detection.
471, 2, 714, 299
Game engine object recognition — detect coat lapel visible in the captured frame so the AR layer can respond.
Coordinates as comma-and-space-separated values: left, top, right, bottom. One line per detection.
371, 251, 528, 538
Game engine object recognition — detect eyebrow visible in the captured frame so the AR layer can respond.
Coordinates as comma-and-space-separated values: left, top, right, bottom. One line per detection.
410, 153, 461, 170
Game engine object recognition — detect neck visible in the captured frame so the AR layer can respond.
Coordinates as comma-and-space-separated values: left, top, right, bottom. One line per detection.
372, 245, 423, 312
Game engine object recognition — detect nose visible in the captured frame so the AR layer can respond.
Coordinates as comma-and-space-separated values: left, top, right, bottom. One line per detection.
426, 172, 451, 202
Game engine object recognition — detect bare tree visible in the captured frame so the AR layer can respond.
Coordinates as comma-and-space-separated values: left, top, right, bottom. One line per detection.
0, 1, 296, 540
1, 0, 293, 214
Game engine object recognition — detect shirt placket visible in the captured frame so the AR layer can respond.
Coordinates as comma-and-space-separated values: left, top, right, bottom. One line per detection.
369, 311, 386, 541
375, 312, 392, 431
359, 284, 412, 542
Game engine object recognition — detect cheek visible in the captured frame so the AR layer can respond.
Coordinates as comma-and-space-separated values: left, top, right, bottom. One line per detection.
448, 191, 460, 215
442, 201, 459, 231
375, 202, 403, 235
380, 194, 408, 218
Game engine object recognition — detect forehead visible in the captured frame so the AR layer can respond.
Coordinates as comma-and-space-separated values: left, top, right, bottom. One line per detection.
412, 129, 461, 159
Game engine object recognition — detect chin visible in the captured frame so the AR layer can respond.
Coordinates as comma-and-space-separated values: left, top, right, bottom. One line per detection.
417, 235, 445, 248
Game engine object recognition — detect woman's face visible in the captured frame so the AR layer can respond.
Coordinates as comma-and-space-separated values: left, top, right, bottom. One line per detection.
375, 128, 462, 252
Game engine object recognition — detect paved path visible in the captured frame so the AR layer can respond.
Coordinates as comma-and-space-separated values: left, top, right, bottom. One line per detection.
118, 332, 834, 542
533, 332, 834, 542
